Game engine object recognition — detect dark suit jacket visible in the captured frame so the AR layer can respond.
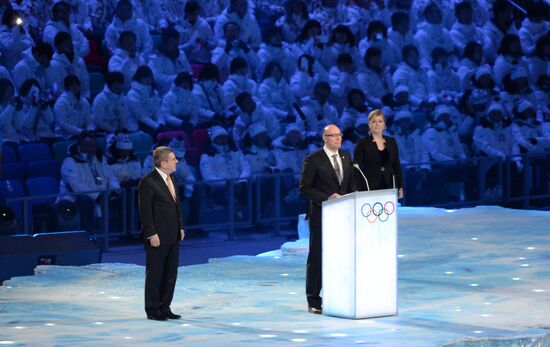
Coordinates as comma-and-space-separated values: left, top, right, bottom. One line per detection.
138, 169, 184, 245
353, 135, 404, 191
299, 148, 356, 218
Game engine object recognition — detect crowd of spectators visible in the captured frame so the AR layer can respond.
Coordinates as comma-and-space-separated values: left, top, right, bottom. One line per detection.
1, 0, 550, 232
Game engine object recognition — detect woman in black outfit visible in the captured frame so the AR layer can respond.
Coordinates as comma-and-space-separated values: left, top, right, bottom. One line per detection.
353, 109, 404, 199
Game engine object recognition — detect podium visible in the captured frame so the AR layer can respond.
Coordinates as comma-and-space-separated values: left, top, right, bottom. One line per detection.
322, 189, 398, 319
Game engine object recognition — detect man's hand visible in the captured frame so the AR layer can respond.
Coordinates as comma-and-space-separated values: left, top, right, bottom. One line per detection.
149, 234, 160, 247
398, 188, 404, 200
328, 193, 342, 200
180, 230, 185, 241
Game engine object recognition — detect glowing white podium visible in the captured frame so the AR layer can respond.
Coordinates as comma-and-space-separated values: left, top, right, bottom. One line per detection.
322, 189, 398, 319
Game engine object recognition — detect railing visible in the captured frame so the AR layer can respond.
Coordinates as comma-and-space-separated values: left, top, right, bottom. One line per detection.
3, 154, 549, 250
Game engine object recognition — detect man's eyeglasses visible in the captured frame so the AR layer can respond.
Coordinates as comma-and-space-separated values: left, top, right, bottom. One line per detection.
324, 133, 343, 138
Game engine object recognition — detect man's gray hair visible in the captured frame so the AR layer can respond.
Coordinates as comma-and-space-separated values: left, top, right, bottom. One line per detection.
153, 146, 174, 168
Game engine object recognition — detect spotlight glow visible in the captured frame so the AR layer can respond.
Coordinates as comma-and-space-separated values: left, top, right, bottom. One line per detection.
520, 264, 530, 267
526, 247, 536, 250
0, 341, 15, 345
330, 333, 347, 337
480, 314, 491, 317
445, 209, 455, 213
280, 273, 289, 277
293, 330, 308, 334
397, 254, 405, 258
231, 323, 241, 326
123, 337, 133, 340
287, 292, 297, 295
512, 277, 521, 281
44, 323, 55, 326
291, 339, 307, 342
470, 283, 479, 287
94, 322, 104, 325
473, 330, 484, 334
13, 326, 25, 330
259, 334, 276, 338
445, 271, 453, 275
181, 323, 191, 327
533, 289, 545, 293
471, 237, 478, 241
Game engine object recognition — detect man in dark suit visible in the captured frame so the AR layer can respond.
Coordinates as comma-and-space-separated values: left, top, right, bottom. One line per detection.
138, 146, 185, 321
299, 124, 355, 314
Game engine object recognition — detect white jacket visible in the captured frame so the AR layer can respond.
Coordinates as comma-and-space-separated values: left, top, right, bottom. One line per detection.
59, 148, 120, 202
233, 103, 280, 147
511, 120, 550, 153
256, 43, 295, 79
199, 150, 251, 188
213, 8, 262, 49
473, 121, 520, 159
426, 65, 461, 102
392, 62, 430, 106
221, 74, 258, 108
179, 16, 216, 64
414, 23, 453, 65
130, 0, 163, 29
127, 81, 163, 131
50, 52, 90, 98
289, 67, 328, 100
243, 145, 277, 175
0, 25, 34, 70
0, 103, 22, 143
54, 91, 93, 138
493, 55, 529, 87
272, 136, 308, 173
258, 77, 294, 114
393, 128, 431, 169
387, 28, 416, 61
108, 157, 143, 182
161, 85, 200, 127
358, 38, 400, 68
211, 40, 259, 82
191, 81, 225, 123
482, 20, 517, 63
357, 66, 392, 107
450, 22, 485, 54
297, 97, 339, 136
320, 43, 361, 71
142, 154, 196, 197
328, 66, 359, 112
105, 17, 152, 57
11, 49, 57, 92
43, 20, 89, 58
339, 106, 368, 132
15, 102, 56, 141
518, 19, 550, 56
92, 85, 131, 133
108, 49, 146, 91
422, 126, 466, 162
148, 49, 192, 95
528, 56, 549, 85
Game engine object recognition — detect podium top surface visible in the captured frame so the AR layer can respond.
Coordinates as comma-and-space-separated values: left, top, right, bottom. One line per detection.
322, 189, 397, 207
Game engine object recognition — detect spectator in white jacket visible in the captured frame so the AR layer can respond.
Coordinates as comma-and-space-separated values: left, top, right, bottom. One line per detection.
328, 53, 359, 112
92, 71, 130, 133
518, 2, 549, 57
339, 88, 369, 132
43, 1, 89, 58
108, 30, 145, 92
14, 78, 57, 141
106, 132, 142, 187
127, 65, 164, 134
192, 63, 227, 126
129, 0, 163, 31
258, 61, 294, 115
456, 41, 484, 89
426, 47, 461, 103
290, 20, 328, 65
450, 1, 485, 55
414, 3, 453, 66
257, 26, 295, 79
0, 78, 21, 143
233, 92, 280, 150
211, 21, 259, 82
178, 1, 216, 64
213, 0, 262, 49
275, 0, 308, 43
357, 46, 393, 107
148, 27, 192, 95
296, 81, 339, 138
54, 74, 93, 138
387, 11, 416, 62
422, 105, 467, 162
358, 21, 400, 68
289, 53, 328, 100
482, 0, 517, 63
12, 43, 55, 92
528, 35, 550, 85
50, 31, 90, 98
310, 0, 348, 36
104, 0, 152, 57
512, 100, 550, 153
321, 24, 360, 71
272, 122, 308, 175
392, 45, 431, 107
493, 34, 529, 87
221, 56, 257, 108
162, 72, 200, 132
0, 7, 34, 70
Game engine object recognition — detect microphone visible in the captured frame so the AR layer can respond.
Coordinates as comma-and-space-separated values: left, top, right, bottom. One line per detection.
352, 162, 370, 191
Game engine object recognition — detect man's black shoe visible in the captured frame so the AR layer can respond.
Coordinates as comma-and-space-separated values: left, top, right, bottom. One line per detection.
308, 306, 322, 315
163, 311, 181, 320
147, 313, 167, 321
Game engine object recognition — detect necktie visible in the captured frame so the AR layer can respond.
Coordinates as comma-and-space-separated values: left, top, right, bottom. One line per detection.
332, 154, 343, 185
166, 175, 177, 201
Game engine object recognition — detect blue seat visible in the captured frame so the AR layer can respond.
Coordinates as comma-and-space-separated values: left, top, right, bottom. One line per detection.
1, 163, 26, 181
2, 145, 18, 163
19, 142, 53, 163
52, 140, 74, 161
28, 160, 61, 180
0, 179, 25, 228
26, 177, 60, 232
128, 132, 154, 153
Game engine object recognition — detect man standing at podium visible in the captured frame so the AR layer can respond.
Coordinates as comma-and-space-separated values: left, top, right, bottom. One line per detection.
299, 124, 355, 314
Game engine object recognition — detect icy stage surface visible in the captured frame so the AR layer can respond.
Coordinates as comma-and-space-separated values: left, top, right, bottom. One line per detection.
1, 206, 550, 346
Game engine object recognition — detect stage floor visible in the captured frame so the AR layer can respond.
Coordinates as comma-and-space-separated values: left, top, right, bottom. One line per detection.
1, 206, 549, 346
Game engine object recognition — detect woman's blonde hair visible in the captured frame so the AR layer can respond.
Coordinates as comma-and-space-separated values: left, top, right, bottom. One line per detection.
368, 109, 385, 122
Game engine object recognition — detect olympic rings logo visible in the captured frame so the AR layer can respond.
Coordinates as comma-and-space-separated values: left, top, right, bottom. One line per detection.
360, 201, 395, 223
